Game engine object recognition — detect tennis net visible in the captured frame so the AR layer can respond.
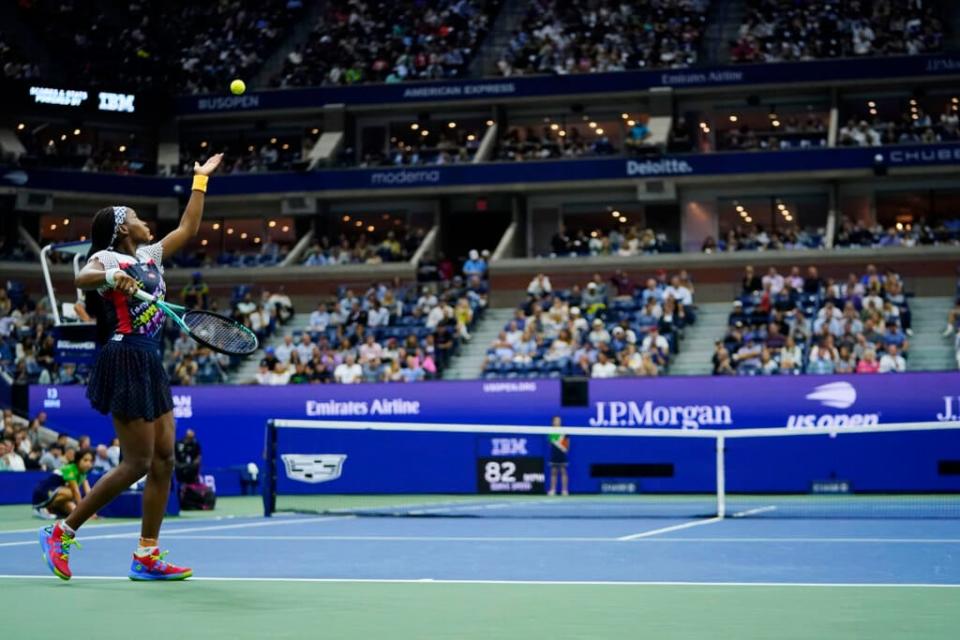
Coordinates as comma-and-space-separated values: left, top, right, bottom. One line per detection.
263, 419, 960, 519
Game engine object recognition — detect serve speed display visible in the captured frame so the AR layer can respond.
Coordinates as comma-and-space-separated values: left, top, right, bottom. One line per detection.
476, 458, 546, 494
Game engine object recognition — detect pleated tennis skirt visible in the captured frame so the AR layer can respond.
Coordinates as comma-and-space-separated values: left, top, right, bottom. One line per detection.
86, 334, 173, 422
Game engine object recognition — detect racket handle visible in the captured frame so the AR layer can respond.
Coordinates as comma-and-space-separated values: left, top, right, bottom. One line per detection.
133, 289, 156, 303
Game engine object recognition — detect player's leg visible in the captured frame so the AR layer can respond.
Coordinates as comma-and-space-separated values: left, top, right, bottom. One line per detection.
130, 410, 191, 581
40, 416, 154, 580
64, 416, 154, 530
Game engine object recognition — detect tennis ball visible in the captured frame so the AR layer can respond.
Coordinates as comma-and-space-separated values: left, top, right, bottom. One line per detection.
230, 79, 246, 95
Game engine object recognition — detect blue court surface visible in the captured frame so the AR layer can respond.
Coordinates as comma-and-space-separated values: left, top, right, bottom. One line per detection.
3, 498, 960, 639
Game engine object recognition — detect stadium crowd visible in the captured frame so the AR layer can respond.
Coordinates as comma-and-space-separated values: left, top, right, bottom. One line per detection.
498, 0, 709, 76
838, 102, 960, 147
272, 0, 500, 88
483, 268, 695, 379
14, 0, 304, 94
713, 263, 914, 376
731, 0, 944, 63
254, 250, 489, 385
301, 229, 426, 266
548, 224, 678, 257
701, 226, 825, 253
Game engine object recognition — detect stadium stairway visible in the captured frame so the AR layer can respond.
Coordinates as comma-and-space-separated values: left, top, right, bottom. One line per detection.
702, 0, 746, 65
906, 296, 957, 371
443, 307, 516, 380
470, 0, 531, 77
667, 302, 733, 376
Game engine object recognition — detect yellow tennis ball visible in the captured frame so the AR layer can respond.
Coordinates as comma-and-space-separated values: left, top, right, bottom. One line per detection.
230, 79, 246, 95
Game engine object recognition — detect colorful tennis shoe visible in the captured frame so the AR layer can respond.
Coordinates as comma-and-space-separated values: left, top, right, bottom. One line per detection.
39, 522, 80, 581
129, 550, 192, 581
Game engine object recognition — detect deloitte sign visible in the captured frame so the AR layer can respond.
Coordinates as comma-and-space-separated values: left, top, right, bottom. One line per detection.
626, 158, 694, 177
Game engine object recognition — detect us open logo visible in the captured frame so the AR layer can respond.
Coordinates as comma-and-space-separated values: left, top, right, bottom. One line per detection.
282, 454, 347, 484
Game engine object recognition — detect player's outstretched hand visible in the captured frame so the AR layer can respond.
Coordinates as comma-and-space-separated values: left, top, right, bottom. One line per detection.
194, 153, 224, 176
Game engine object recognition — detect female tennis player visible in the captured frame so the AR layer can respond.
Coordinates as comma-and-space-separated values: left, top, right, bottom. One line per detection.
39, 153, 223, 581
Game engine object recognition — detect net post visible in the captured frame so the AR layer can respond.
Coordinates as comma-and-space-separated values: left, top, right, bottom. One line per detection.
263, 419, 277, 518
715, 435, 726, 519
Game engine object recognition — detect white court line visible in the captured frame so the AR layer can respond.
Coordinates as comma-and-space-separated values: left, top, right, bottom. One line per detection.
0, 516, 354, 548
160, 534, 960, 544
0, 513, 306, 536
618, 517, 724, 541
1, 574, 958, 588
732, 505, 778, 518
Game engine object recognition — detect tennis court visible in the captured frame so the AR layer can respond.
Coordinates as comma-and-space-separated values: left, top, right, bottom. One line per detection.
2, 495, 959, 639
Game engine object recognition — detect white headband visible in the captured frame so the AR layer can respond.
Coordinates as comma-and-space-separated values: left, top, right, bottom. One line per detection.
108, 206, 126, 249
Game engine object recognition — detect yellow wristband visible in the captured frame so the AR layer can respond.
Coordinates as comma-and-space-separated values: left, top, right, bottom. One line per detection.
192, 175, 209, 193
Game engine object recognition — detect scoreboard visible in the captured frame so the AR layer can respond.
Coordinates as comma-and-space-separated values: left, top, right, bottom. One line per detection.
475, 437, 546, 494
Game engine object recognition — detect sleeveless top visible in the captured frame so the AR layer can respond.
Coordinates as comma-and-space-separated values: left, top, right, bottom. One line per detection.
89, 243, 166, 342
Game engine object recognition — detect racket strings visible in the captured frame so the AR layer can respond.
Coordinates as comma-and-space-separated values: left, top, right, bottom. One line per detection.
183, 312, 258, 354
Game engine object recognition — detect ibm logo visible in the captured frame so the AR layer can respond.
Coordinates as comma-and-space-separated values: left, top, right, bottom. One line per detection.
98, 91, 136, 113
490, 438, 528, 456
172, 395, 192, 419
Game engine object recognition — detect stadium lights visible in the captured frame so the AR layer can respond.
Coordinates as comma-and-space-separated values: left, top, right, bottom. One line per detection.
118, 145, 126, 152
73, 128, 80, 136
736, 205, 744, 212
254, 237, 261, 244
868, 101, 876, 108
558, 130, 566, 137
777, 203, 785, 210
550, 123, 559, 131
596, 128, 604, 135
63, 218, 70, 225
60, 134, 67, 141
240, 232, 248, 239
411, 123, 419, 130
910, 99, 917, 105
420, 130, 429, 137
17, 123, 26, 130
79, 235, 86, 241
729, 115, 738, 122
869, 109, 878, 115
355, 221, 363, 227
485, 120, 494, 126
621, 113, 629, 119
953, 97, 958, 104
619, 216, 627, 223
448, 122, 456, 128
50, 224, 57, 230
268, 220, 277, 228
588, 121, 597, 128
343, 215, 350, 222
226, 228, 234, 235
247, 145, 254, 152
896, 222, 904, 230
467, 134, 476, 141
590, 231, 599, 238
200, 141, 208, 148
270, 137, 277, 144
367, 225, 375, 232
311, 128, 319, 135
282, 143, 290, 150
282, 225, 289, 232
772, 120, 781, 127
744, 216, 752, 223
47, 140, 54, 146
200, 239, 208, 246
627, 120, 636, 127
212, 222, 221, 230
611, 210, 621, 217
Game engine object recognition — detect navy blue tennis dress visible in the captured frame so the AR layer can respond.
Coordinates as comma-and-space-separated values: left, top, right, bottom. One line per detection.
85, 243, 173, 421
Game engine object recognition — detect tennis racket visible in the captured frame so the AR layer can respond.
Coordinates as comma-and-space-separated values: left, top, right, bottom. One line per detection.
133, 290, 259, 356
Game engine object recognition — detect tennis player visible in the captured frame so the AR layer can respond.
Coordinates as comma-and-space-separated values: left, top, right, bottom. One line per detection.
39, 154, 223, 582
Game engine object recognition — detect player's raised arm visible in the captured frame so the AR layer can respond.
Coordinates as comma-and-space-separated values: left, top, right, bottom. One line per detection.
160, 153, 223, 257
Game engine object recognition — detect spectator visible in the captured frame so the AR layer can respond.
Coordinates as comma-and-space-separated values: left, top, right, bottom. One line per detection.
92, 444, 115, 473
591, 352, 618, 378
879, 344, 907, 373
175, 429, 203, 484
334, 354, 363, 384
463, 249, 487, 279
